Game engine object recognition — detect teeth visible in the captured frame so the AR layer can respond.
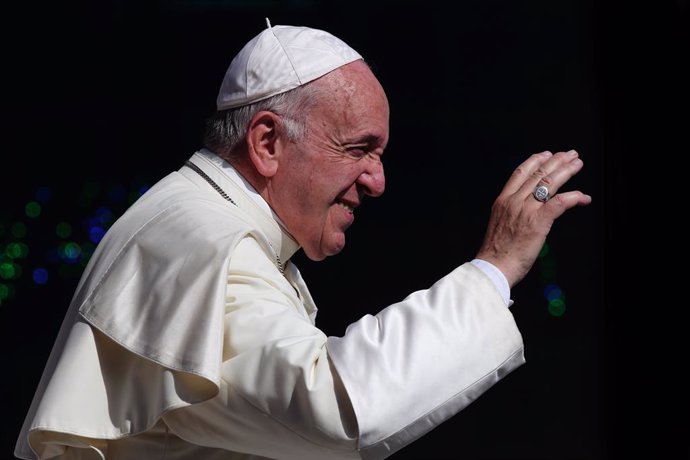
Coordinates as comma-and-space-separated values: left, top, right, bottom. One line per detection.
338, 201, 354, 213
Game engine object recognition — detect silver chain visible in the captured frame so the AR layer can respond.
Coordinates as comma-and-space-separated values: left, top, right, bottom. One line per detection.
185, 160, 284, 274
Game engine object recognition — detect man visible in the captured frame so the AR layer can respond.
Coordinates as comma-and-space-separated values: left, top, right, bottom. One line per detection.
15, 20, 591, 460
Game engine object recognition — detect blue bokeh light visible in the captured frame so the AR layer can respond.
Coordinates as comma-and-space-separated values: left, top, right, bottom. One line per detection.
89, 226, 106, 244
33, 268, 49, 285
36, 186, 53, 203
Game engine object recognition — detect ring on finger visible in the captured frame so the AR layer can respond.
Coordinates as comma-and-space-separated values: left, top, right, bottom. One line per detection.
533, 184, 550, 202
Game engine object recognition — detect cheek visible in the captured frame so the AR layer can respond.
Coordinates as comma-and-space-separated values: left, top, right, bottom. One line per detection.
287, 179, 330, 234
289, 159, 359, 218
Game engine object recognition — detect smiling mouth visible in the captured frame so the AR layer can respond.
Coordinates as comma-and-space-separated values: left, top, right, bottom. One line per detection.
337, 201, 354, 214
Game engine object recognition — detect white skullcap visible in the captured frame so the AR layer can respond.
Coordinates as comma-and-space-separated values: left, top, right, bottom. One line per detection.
216, 18, 363, 111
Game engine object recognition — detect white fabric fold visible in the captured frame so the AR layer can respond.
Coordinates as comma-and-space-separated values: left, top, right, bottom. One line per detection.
162, 237, 360, 460
14, 151, 300, 459
327, 263, 524, 457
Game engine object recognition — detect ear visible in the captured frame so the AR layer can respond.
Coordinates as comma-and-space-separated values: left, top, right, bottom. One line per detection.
246, 111, 283, 178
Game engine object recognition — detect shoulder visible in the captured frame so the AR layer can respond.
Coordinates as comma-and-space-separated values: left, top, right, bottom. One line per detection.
110, 171, 255, 247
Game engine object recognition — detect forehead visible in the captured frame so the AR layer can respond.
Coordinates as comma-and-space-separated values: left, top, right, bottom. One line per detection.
311, 62, 390, 144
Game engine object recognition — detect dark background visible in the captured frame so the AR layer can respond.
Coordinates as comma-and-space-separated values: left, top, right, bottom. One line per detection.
2, 1, 687, 459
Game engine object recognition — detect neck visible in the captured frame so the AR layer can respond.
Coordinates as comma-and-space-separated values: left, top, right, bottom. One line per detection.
228, 155, 278, 217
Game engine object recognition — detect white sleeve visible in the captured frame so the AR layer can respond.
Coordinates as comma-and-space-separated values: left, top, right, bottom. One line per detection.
470, 258, 513, 307
327, 262, 525, 459
164, 239, 524, 460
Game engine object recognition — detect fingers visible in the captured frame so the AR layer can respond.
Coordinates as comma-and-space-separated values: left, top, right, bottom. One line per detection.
477, 149, 592, 287
541, 190, 593, 219
518, 149, 583, 202
500, 151, 553, 197
501, 149, 586, 205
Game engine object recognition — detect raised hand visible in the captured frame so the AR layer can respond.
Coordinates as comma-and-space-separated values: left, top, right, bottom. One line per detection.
476, 150, 592, 287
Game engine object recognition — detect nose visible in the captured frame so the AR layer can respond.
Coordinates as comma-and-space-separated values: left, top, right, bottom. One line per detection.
357, 158, 385, 197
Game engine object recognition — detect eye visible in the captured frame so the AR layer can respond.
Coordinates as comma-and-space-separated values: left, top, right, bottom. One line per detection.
345, 148, 367, 159
342, 136, 385, 161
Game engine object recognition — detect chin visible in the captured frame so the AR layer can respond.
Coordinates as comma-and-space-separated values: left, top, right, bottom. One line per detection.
304, 236, 346, 261
304, 251, 328, 262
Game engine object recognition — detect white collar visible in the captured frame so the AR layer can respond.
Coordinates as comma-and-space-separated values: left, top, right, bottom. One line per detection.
185, 149, 300, 266
196, 148, 274, 216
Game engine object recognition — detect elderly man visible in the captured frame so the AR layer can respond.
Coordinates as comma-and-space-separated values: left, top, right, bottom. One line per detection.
15, 21, 590, 460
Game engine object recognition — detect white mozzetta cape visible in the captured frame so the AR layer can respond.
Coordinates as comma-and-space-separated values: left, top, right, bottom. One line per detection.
16, 151, 525, 460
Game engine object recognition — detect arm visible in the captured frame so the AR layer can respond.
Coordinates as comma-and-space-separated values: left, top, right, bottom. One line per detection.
327, 262, 524, 459
164, 238, 523, 460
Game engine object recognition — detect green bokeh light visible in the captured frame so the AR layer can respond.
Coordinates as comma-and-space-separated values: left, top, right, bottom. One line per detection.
548, 298, 566, 316
538, 243, 550, 258
0, 282, 15, 303
3, 180, 151, 303
5, 244, 21, 259
0, 262, 17, 280
11, 222, 27, 238
59, 242, 82, 261
56, 222, 72, 239
5, 242, 29, 259
25, 201, 42, 218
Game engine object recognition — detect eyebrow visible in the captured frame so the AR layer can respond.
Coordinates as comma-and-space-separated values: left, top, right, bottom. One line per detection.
349, 133, 386, 148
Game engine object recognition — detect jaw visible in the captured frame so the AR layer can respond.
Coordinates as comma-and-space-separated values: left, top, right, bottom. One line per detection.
302, 206, 350, 261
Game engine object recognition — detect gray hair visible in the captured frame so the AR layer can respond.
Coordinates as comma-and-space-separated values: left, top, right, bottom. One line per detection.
203, 82, 319, 161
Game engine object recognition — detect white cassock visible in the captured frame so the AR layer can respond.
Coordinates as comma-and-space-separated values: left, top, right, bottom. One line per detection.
15, 150, 525, 460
